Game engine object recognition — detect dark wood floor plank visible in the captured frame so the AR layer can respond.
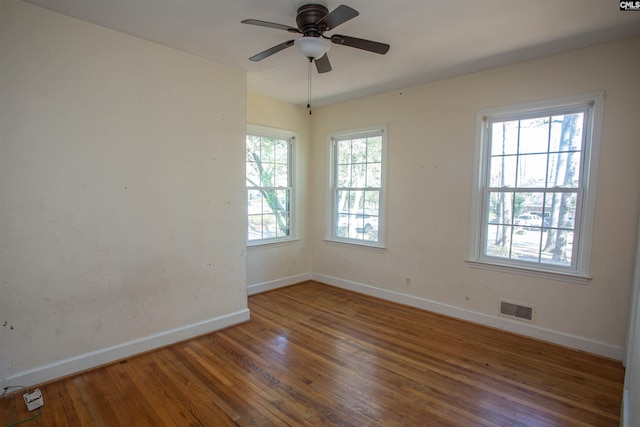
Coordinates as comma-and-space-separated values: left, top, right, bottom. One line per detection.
0, 281, 625, 426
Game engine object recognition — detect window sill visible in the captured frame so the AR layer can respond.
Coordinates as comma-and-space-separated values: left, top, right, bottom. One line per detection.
466, 259, 591, 285
324, 239, 386, 253
247, 238, 301, 250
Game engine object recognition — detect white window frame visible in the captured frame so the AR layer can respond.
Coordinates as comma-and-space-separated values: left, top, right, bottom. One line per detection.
468, 92, 604, 283
327, 125, 387, 248
246, 124, 297, 246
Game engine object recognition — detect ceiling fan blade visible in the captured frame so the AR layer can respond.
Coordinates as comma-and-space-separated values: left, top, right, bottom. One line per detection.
317, 5, 359, 31
249, 40, 295, 62
241, 19, 300, 33
315, 53, 332, 73
330, 34, 390, 54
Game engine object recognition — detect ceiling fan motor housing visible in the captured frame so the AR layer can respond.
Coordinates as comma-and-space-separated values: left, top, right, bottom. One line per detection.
296, 4, 329, 37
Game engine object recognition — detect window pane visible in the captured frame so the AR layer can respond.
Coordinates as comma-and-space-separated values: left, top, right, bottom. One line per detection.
367, 163, 382, 187
549, 116, 564, 153
336, 190, 350, 216
352, 138, 367, 163
247, 214, 263, 241
247, 190, 263, 215
335, 185, 375, 240
548, 151, 580, 189
512, 228, 543, 262
260, 162, 274, 187
540, 230, 573, 267
335, 187, 380, 242
336, 213, 349, 238
488, 192, 514, 226
546, 192, 577, 230
491, 121, 519, 156
550, 113, 584, 152
349, 190, 365, 212
274, 163, 288, 187
367, 137, 382, 162
489, 155, 517, 188
486, 224, 513, 258
514, 192, 543, 229
274, 139, 288, 164
484, 189, 578, 267
261, 190, 276, 214
246, 136, 260, 161
516, 154, 548, 187
262, 214, 276, 238
338, 140, 352, 164
334, 165, 347, 187
246, 162, 260, 187
352, 164, 367, 188
364, 190, 380, 213
519, 117, 550, 154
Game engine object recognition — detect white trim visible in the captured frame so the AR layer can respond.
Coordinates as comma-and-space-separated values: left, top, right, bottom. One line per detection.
247, 273, 312, 296
326, 124, 388, 248
0, 309, 250, 390
312, 273, 623, 360
247, 238, 302, 251
621, 211, 640, 426
624, 209, 640, 368
246, 123, 296, 140
466, 259, 591, 285
622, 388, 629, 427
322, 239, 387, 254
469, 91, 604, 278
476, 92, 604, 119
246, 124, 298, 246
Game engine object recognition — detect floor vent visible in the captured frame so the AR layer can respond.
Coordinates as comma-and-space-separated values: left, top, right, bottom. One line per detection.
499, 300, 535, 322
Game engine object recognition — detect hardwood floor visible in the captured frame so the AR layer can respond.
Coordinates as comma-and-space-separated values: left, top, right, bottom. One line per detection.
1, 281, 624, 426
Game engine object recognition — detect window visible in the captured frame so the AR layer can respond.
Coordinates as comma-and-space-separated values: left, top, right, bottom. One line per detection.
246, 125, 295, 245
329, 126, 386, 247
469, 92, 603, 280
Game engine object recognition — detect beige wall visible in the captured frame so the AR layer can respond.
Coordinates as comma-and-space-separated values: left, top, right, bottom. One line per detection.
0, 0, 247, 380
309, 36, 640, 353
245, 94, 313, 290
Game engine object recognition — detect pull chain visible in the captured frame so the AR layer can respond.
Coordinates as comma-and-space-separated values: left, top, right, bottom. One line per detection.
307, 58, 312, 115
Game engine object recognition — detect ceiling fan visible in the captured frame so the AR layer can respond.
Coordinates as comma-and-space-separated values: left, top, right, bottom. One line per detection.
241, 3, 390, 73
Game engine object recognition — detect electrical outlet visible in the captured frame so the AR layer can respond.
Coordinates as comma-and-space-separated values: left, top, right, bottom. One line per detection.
23, 389, 43, 411
405, 277, 411, 286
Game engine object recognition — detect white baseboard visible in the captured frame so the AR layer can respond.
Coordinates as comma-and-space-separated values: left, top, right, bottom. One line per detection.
621, 388, 628, 427
247, 273, 312, 295
3, 273, 624, 390
312, 273, 623, 361
0, 308, 250, 390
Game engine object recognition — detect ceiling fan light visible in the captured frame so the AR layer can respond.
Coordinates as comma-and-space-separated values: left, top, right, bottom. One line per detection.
295, 37, 330, 60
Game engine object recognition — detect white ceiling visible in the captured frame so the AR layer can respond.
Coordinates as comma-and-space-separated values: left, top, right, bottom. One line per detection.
22, 0, 640, 107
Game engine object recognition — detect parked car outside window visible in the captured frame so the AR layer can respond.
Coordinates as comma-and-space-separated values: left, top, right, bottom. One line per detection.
515, 214, 542, 228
